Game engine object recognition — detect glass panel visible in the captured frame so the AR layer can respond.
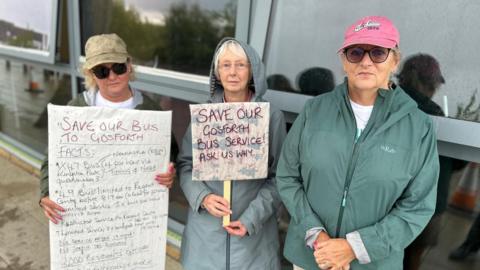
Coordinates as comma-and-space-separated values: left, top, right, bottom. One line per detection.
0, 0, 55, 57
266, 2, 480, 269
437, 158, 480, 269
0, 59, 72, 153
265, 0, 480, 123
56, 0, 70, 64
80, 0, 237, 76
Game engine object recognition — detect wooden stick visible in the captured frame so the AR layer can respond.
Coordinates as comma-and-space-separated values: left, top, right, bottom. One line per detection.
223, 180, 231, 226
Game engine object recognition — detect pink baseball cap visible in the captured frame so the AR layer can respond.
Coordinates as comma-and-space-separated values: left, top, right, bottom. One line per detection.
338, 16, 399, 52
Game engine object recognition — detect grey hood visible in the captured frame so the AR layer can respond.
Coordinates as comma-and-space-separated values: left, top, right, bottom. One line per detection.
178, 39, 286, 270
209, 37, 267, 103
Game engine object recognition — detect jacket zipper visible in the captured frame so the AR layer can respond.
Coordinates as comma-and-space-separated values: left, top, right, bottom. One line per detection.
335, 140, 360, 238
335, 87, 384, 237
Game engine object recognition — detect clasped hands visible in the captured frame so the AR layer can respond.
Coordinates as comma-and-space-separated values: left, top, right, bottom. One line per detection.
201, 193, 247, 237
313, 231, 356, 270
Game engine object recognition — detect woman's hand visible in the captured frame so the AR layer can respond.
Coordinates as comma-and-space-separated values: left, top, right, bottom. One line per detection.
201, 194, 231, 217
39, 196, 65, 224
314, 238, 355, 270
314, 231, 331, 250
154, 162, 176, 188
224, 220, 247, 237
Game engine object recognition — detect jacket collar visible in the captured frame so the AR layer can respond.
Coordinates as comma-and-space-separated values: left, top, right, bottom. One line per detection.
82, 86, 143, 107
334, 79, 418, 136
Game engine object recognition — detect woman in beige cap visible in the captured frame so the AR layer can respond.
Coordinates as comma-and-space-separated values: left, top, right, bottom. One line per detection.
39, 33, 178, 223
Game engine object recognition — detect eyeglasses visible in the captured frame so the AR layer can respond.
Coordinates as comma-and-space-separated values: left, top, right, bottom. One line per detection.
219, 62, 249, 71
344, 47, 392, 63
91, 63, 127, 79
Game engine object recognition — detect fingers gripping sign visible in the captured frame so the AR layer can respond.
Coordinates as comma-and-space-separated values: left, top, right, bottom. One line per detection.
154, 162, 176, 188
201, 193, 231, 218
39, 196, 65, 224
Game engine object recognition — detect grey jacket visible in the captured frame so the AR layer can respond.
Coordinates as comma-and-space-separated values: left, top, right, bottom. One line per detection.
177, 38, 286, 270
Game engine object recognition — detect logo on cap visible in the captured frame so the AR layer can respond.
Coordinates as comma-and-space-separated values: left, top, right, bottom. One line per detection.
354, 20, 381, 32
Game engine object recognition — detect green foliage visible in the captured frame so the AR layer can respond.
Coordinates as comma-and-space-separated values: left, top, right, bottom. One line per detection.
456, 90, 480, 121
7, 30, 35, 49
84, 0, 236, 75
213, 0, 236, 37
159, 3, 220, 75
157, 1, 237, 75
107, 1, 164, 65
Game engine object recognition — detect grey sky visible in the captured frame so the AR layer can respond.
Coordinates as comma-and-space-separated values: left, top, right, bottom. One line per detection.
0, 0, 53, 34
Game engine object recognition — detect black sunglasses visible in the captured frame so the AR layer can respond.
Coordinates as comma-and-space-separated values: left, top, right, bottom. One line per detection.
91, 63, 128, 79
344, 47, 391, 63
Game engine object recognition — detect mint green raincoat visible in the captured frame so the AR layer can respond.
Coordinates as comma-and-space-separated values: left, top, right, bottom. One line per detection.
277, 82, 439, 269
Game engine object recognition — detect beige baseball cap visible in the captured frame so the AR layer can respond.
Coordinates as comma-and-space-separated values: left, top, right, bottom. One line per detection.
84, 33, 129, 69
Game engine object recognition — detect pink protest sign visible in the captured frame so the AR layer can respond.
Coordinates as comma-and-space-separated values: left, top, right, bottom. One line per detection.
190, 102, 270, 181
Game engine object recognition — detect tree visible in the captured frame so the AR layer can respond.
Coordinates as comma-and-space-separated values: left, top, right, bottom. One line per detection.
158, 2, 236, 75
8, 30, 35, 49
81, 0, 237, 75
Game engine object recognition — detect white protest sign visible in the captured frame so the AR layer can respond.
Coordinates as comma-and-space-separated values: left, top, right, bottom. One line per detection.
190, 102, 269, 181
47, 104, 171, 270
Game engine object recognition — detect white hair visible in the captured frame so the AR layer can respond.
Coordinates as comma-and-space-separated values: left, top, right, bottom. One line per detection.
213, 40, 248, 78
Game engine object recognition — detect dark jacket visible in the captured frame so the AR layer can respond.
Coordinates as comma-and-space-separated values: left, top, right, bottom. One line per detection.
402, 86, 466, 214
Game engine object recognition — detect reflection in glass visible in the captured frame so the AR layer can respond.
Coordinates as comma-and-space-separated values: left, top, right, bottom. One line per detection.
265, 1, 480, 269
398, 54, 445, 117
80, 0, 237, 76
266, 74, 294, 92
265, 0, 480, 124
401, 70, 470, 267
449, 208, 480, 260
296, 67, 335, 96
0, 59, 72, 153
0, 0, 54, 52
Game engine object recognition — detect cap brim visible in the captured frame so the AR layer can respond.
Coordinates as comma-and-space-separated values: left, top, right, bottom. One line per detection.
338, 37, 397, 53
84, 53, 128, 69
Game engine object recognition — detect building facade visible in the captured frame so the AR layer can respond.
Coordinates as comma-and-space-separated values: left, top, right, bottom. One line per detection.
1, 1, 479, 269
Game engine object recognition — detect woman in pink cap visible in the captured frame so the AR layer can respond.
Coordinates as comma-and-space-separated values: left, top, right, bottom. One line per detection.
276, 16, 439, 270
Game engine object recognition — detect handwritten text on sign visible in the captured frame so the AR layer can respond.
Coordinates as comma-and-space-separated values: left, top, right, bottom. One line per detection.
190, 102, 269, 181
48, 104, 171, 270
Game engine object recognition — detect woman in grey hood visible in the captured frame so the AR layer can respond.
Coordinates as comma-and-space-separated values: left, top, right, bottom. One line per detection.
177, 37, 286, 269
